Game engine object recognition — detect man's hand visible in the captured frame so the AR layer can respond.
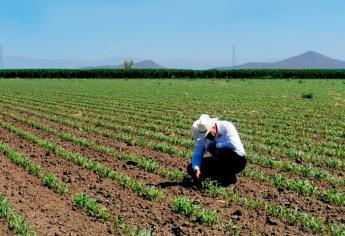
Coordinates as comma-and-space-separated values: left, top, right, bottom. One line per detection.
192, 168, 201, 186
194, 169, 201, 180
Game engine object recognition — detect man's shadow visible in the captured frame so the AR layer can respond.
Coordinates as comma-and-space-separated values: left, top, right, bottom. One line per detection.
155, 173, 236, 189
155, 177, 196, 189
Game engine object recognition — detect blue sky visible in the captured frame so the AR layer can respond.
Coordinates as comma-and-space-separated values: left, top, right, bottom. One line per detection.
1, 0, 344, 66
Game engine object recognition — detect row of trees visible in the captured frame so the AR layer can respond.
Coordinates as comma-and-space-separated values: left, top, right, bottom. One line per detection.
0, 69, 345, 79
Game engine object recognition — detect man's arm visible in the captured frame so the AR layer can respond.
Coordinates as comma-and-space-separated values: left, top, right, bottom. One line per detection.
216, 140, 236, 150
192, 140, 205, 170
215, 122, 236, 150
215, 121, 246, 156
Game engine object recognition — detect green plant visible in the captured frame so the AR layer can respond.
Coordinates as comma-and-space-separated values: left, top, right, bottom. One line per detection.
143, 186, 162, 201
201, 180, 228, 198
0, 194, 36, 236
43, 175, 68, 194
224, 220, 241, 236
172, 196, 220, 225
302, 93, 313, 99
133, 228, 155, 236
73, 193, 110, 221
0, 142, 68, 194
172, 197, 199, 217
198, 209, 220, 225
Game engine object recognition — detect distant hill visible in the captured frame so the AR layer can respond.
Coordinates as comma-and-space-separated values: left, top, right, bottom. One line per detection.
216, 51, 345, 69
2, 56, 144, 69
84, 60, 164, 69
131, 60, 164, 69
4, 51, 345, 70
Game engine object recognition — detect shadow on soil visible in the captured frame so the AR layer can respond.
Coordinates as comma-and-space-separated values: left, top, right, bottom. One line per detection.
155, 178, 196, 189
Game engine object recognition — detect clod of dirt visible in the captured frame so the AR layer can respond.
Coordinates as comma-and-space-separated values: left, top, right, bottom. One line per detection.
172, 225, 185, 236
277, 187, 285, 192
126, 160, 138, 166
263, 192, 277, 200
61, 176, 68, 182
232, 209, 242, 216
266, 217, 278, 225
125, 141, 132, 146
67, 177, 75, 183
216, 200, 226, 204
230, 209, 242, 220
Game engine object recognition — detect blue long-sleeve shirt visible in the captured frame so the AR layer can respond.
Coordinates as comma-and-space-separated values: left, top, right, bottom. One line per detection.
192, 120, 245, 170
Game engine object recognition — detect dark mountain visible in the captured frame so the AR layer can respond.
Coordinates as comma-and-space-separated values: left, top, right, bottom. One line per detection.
216, 51, 345, 69
132, 60, 164, 69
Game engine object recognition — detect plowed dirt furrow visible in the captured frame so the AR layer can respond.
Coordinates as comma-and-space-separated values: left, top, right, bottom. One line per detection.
0, 126, 227, 235
0, 219, 15, 236
0, 153, 112, 235
4, 107, 343, 192
2, 112, 342, 225
0, 115, 314, 235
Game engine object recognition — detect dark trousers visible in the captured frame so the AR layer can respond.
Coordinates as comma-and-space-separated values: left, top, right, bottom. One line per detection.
187, 148, 247, 186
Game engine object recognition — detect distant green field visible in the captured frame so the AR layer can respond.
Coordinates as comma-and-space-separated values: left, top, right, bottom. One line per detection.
0, 79, 344, 235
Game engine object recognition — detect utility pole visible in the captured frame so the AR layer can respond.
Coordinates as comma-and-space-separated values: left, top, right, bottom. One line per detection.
232, 45, 236, 67
0, 45, 3, 69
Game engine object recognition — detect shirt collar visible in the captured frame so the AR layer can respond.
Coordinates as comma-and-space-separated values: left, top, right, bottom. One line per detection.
215, 121, 222, 137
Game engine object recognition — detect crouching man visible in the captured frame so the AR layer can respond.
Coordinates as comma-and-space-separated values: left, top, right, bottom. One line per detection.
187, 114, 247, 187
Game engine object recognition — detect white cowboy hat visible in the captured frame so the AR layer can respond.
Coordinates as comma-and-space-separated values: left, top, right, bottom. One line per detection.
192, 114, 218, 140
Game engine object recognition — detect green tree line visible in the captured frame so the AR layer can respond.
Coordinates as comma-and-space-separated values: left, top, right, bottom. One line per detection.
0, 69, 345, 79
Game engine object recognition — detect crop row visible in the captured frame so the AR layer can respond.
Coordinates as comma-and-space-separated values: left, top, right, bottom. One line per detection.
1, 95, 343, 172
2, 91, 344, 163
21, 88, 345, 132
2, 103, 345, 191
2, 90, 343, 149
226, 188, 345, 235
2, 107, 345, 199
0, 142, 68, 194
0, 118, 233, 228
0, 193, 37, 236
0, 100, 188, 157
5, 108, 340, 208
2, 91, 343, 146
3, 108, 345, 228
2, 105, 344, 207
0, 119, 164, 201
14, 105, 333, 199
0, 112, 343, 234
194, 179, 345, 235
0, 141, 155, 235
242, 167, 345, 206
0, 111, 184, 182
247, 154, 344, 187
73, 193, 155, 236
1, 93, 343, 161
7, 89, 343, 134
172, 196, 221, 226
